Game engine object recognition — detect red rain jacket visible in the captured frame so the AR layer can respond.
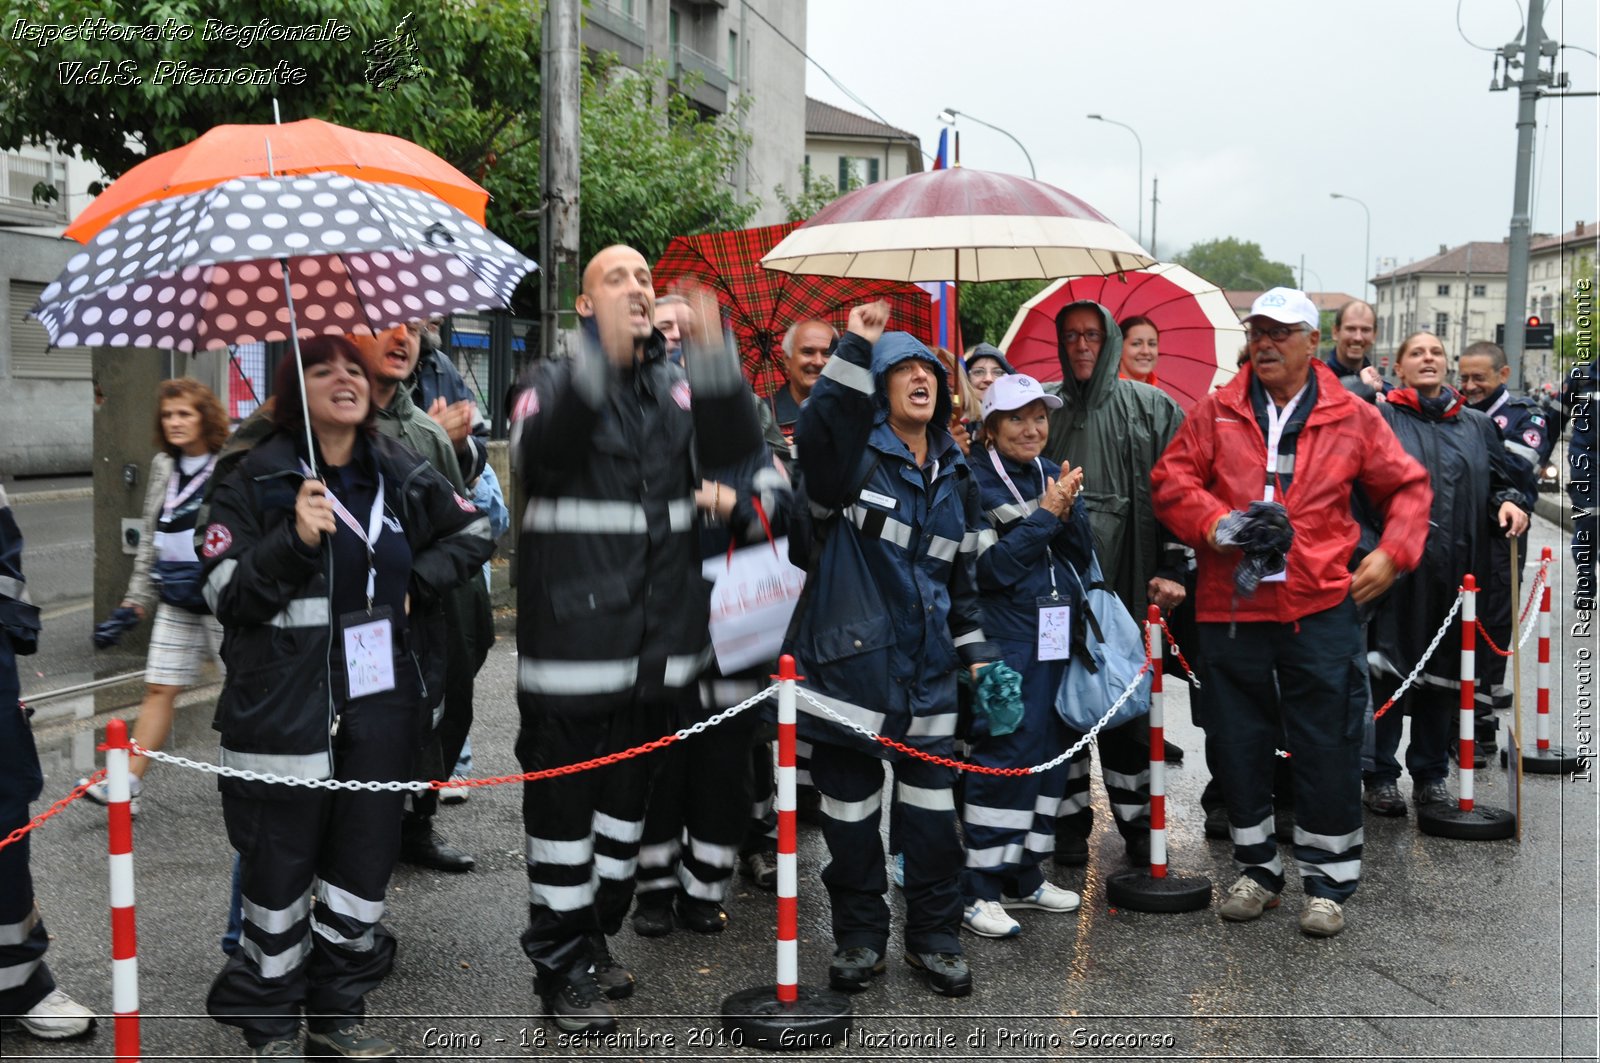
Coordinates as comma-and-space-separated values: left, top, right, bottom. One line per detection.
1151, 360, 1432, 624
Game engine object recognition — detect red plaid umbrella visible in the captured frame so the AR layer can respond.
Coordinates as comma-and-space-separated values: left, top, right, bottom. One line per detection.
654, 221, 936, 397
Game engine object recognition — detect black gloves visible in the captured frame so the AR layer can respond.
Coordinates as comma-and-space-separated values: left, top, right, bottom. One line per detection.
1214, 500, 1294, 597
93, 606, 141, 648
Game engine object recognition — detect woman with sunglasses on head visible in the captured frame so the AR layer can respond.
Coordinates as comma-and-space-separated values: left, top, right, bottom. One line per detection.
200, 336, 493, 1059
84, 379, 231, 816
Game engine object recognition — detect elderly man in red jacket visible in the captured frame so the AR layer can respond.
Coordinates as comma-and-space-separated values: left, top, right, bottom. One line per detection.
1152, 288, 1431, 939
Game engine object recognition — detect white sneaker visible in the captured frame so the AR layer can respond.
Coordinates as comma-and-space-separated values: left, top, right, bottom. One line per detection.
961, 898, 1021, 938
1001, 881, 1081, 913
78, 777, 139, 818
440, 778, 469, 805
16, 988, 97, 1039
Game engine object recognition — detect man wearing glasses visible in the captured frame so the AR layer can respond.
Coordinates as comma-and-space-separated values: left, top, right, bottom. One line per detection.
1152, 288, 1431, 938
1040, 301, 1188, 867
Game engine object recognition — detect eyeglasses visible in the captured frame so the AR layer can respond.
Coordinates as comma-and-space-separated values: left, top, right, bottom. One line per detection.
1247, 323, 1309, 343
967, 365, 1003, 380
1060, 330, 1105, 345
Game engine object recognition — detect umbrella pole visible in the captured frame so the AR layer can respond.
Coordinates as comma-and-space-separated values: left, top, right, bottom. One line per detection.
951, 260, 962, 357
278, 257, 317, 479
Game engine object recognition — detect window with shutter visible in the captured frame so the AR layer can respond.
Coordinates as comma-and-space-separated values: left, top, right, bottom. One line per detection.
9, 281, 91, 379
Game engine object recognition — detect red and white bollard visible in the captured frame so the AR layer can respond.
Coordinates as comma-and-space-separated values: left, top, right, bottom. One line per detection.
720, 656, 851, 1050
1104, 610, 1210, 913
104, 718, 141, 1061
1524, 548, 1580, 773
1419, 576, 1515, 839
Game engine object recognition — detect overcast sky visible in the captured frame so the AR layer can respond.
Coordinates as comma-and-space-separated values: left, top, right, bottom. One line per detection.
802, 0, 1598, 297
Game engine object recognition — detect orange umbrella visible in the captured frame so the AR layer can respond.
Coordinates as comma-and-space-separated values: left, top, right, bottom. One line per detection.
65, 118, 488, 243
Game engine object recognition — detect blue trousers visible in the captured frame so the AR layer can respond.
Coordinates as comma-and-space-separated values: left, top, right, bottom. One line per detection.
811, 742, 962, 955
1, 652, 54, 1016
1197, 598, 1367, 903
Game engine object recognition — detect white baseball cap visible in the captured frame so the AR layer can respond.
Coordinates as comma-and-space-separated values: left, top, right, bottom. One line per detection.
980, 373, 1063, 421
1247, 287, 1319, 330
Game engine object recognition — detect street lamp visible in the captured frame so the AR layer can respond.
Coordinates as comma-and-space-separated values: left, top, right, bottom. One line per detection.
1329, 193, 1372, 301
1087, 114, 1143, 247
937, 107, 1035, 179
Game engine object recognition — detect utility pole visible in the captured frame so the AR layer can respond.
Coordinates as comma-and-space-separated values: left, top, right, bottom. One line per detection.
1149, 176, 1159, 261
1493, 0, 1567, 390
540, 0, 582, 361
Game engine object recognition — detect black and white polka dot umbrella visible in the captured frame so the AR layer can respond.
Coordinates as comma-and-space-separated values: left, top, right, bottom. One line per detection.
30, 172, 535, 352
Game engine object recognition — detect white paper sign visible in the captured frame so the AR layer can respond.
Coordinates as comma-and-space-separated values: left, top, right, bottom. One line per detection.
703, 537, 806, 673
343, 617, 396, 699
1037, 603, 1072, 661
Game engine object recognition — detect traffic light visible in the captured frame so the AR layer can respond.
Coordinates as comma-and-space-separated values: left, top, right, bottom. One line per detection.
1495, 316, 1556, 348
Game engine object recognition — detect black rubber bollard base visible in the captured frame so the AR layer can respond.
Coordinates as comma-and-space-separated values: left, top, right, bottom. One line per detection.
1417, 802, 1516, 840
1105, 869, 1213, 913
721, 985, 853, 1052
1522, 744, 1582, 775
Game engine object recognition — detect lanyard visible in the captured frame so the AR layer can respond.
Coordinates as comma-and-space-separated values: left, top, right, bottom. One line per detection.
163, 455, 216, 523
301, 462, 386, 609
1262, 383, 1309, 504
987, 448, 1059, 598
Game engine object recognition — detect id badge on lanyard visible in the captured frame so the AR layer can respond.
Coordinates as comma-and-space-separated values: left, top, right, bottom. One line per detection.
311, 464, 398, 699
1259, 385, 1307, 584
989, 449, 1072, 659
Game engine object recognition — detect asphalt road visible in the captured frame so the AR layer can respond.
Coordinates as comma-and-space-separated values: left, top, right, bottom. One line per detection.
12, 512, 1599, 1061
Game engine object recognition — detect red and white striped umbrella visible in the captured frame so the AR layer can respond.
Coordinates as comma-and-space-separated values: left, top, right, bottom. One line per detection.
760, 167, 1151, 283
998, 262, 1243, 411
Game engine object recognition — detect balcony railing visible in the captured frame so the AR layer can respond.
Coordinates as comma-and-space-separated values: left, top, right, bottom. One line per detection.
586, 0, 647, 49
1, 152, 68, 221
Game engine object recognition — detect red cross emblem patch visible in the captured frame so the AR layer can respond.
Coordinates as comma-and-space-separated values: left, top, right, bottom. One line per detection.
202, 523, 232, 559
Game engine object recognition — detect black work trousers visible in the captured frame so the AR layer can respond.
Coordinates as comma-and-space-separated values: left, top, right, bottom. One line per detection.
206, 692, 417, 1046
0, 666, 54, 1017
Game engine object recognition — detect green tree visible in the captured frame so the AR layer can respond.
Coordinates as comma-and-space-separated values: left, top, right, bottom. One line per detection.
958, 279, 1049, 348
579, 57, 756, 263
1174, 237, 1296, 291
774, 164, 854, 224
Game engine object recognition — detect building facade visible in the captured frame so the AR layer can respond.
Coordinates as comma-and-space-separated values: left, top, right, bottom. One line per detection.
1371, 241, 1510, 366
802, 97, 924, 194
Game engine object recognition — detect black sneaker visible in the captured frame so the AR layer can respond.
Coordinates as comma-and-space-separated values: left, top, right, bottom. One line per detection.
586, 933, 635, 1001
905, 951, 972, 997
1124, 834, 1152, 868
304, 1021, 395, 1057
827, 946, 886, 992
1203, 805, 1230, 840
740, 850, 778, 891
542, 971, 618, 1035
1415, 780, 1455, 808
1363, 780, 1407, 817
1163, 739, 1185, 764
1053, 832, 1088, 866
630, 896, 674, 938
675, 895, 728, 934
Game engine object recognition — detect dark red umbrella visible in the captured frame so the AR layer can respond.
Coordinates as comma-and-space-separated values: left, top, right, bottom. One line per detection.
997, 262, 1244, 411
654, 221, 935, 397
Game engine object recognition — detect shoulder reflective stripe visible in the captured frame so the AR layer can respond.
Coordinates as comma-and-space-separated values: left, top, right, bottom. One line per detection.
821, 355, 875, 395
974, 528, 999, 555
0, 574, 26, 601
0, 907, 40, 947
1503, 439, 1541, 465
519, 657, 638, 695
794, 685, 887, 734
927, 535, 959, 562
203, 558, 238, 612
0, 957, 41, 991
241, 890, 311, 936
905, 711, 958, 738
527, 835, 593, 867
986, 499, 1039, 524
241, 932, 311, 980
895, 780, 955, 811
664, 648, 714, 687
961, 802, 1035, 830
594, 810, 646, 844
952, 628, 988, 648
820, 792, 882, 823
524, 497, 646, 534
668, 497, 697, 532
268, 597, 330, 629
309, 917, 377, 952
1292, 825, 1365, 854
315, 878, 385, 923
529, 878, 597, 913
218, 746, 331, 779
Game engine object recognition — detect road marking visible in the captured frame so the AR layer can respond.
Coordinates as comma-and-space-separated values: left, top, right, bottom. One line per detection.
41, 598, 94, 620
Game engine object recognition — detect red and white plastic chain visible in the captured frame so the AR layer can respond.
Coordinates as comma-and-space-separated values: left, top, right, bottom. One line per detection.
1372, 587, 1467, 721
0, 770, 107, 853
1476, 558, 1551, 658
1157, 617, 1201, 689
